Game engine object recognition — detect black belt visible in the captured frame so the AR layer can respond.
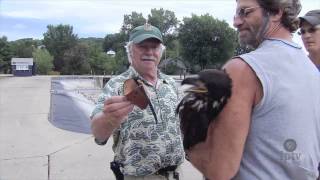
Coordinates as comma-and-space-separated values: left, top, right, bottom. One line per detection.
155, 165, 179, 180
157, 165, 177, 173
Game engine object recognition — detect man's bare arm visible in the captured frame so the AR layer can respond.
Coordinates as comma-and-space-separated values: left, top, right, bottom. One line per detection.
187, 58, 263, 179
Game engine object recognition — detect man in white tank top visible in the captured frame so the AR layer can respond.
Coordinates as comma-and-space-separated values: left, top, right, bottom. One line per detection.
186, 0, 320, 179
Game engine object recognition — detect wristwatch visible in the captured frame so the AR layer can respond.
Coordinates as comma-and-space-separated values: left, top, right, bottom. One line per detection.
94, 137, 108, 145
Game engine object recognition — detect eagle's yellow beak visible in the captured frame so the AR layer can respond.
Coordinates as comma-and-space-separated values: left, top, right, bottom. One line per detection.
185, 87, 208, 93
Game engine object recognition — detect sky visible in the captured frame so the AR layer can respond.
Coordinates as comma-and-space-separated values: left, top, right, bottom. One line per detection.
0, 0, 319, 46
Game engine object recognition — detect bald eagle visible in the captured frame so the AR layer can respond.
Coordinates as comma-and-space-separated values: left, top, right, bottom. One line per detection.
176, 69, 232, 150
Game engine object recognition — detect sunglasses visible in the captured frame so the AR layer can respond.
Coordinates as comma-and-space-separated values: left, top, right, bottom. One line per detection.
235, 6, 261, 19
124, 77, 158, 123
298, 26, 320, 35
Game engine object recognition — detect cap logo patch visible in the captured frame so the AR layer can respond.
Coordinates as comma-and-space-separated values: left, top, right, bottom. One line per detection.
144, 23, 152, 31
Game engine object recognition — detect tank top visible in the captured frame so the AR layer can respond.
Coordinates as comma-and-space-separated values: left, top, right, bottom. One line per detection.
233, 38, 320, 179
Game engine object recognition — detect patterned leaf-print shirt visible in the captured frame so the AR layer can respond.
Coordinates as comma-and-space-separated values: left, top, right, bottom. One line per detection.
91, 66, 184, 176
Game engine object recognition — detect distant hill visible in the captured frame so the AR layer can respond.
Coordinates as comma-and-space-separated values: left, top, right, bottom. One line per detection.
79, 37, 104, 47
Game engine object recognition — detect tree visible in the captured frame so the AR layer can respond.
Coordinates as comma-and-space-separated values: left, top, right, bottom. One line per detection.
103, 33, 126, 53
43, 24, 78, 72
121, 8, 179, 38
121, 12, 146, 36
89, 51, 107, 75
179, 14, 237, 71
113, 48, 129, 74
234, 35, 254, 56
10, 38, 38, 58
115, 9, 180, 66
88, 42, 108, 75
148, 8, 180, 57
148, 8, 179, 37
61, 43, 90, 75
163, 36, 181, 59
89, 51, 118, 75
0, 36, 12, 73
32, 48, 54, 74
79, 37, 104, 48
101, 11, 145, 75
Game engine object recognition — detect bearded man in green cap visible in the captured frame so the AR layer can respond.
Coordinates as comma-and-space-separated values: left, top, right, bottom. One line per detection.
90, 23, 184, 180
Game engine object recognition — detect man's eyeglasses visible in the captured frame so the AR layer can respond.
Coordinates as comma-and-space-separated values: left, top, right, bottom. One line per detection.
298, 26, 320, 35
235, 6, 261, 19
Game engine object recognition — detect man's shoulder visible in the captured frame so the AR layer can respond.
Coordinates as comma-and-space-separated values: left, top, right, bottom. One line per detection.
159, 72, 176, 84
223, 58, 260, 87
106, 70, 131, 85
224, 58, 252, 71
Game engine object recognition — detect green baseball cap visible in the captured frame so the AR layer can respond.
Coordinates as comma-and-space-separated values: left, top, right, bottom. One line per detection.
129, 23, 163, 44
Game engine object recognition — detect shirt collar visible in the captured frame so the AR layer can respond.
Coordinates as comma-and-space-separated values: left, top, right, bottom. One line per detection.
263, 38, 302, 49
127, 66, 168, 86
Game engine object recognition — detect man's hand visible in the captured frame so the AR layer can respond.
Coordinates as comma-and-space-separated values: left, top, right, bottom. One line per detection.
102, 96, 134, 127
91, 96, 134, 142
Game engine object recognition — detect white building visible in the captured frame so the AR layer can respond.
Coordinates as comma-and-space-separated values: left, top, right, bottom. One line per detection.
11, 58, 34, 76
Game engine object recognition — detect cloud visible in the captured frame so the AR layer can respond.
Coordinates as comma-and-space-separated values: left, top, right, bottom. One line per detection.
12, 23, 27, 30
1, 0, 236, 39
1, 1, 235, 22
2, 10, 43, 19
0, 0, 317, 41
80, 22, 122, 34
0, 30, 43, 41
